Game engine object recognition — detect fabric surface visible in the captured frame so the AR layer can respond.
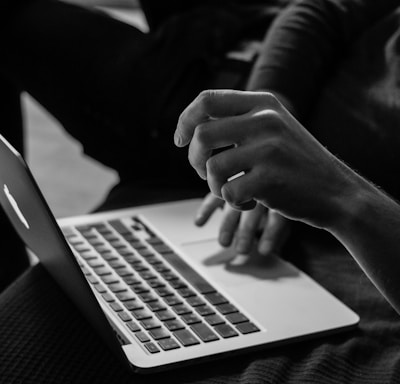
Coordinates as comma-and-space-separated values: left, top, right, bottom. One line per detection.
0, 229, 399, 383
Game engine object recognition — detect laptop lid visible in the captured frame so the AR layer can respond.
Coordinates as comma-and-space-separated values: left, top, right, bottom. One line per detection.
0, 135, 131, 369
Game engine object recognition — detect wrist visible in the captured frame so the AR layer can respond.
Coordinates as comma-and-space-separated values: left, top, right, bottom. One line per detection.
325, 169, 387, 240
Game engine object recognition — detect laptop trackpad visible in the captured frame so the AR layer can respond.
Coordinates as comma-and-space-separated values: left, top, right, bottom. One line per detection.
180, 241, 299, 288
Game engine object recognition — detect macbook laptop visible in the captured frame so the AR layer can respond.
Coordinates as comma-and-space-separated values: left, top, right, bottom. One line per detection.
0, 134, 359, 373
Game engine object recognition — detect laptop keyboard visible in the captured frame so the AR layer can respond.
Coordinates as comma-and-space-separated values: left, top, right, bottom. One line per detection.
63, 217, 260, 354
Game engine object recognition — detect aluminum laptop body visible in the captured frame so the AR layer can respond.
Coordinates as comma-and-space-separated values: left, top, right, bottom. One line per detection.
0, 135, 359, 373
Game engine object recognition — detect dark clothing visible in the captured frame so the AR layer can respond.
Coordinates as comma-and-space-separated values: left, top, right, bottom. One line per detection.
2, 1, 400, 381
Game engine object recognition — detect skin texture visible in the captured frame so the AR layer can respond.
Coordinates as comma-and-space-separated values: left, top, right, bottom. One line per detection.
175, 89, 400, 315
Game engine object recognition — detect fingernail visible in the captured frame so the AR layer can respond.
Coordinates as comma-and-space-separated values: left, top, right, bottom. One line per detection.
174, 132, 182, 146
219, 232, 231, 247
194, 213, 204, 226
259, 240, 272, 255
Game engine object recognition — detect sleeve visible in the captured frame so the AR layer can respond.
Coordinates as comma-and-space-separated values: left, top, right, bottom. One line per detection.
247, 0, 400, 120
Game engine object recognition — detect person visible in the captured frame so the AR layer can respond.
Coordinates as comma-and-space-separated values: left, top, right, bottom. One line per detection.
191, 0, 400, 259
0, 0, 287, 290
1, 1, 400, 383
175, 89, 400, 315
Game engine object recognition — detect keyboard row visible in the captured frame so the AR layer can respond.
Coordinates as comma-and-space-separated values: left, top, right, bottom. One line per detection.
64, 219, 260, 353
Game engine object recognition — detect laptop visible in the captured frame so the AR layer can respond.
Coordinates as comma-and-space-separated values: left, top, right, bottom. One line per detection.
0, 134, 359, 373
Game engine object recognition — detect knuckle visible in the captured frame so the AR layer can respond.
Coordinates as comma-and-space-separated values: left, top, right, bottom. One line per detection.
198, 89, 217, 112
262, 92, 280, 107
206, 156, 221, 177
193, 123, 210, 146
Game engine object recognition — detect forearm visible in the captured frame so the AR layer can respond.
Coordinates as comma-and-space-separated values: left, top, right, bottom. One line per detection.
326, 172, 400, 315
247, 0, 399, 119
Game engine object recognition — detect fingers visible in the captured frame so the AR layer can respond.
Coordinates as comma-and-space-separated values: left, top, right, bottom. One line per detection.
218, 204, 241, 247
187, 114, 248, 180
195, 193, 224, 227
258, 211, 291, 256
234, 204, 266, 254
175, 90, 279, 148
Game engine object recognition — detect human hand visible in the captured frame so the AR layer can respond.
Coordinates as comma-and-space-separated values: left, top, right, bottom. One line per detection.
175, 90, 357, 230
196, 193, 291, 255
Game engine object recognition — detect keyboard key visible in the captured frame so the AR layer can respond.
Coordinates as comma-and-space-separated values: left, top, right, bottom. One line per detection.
154, 287, 173, 297
87, 238, 104, 246
93, 266, 112, 276
172, 304, 192, 316
195, 305, 215, 317
73, 244, 91, 253
214, 324, 239, 338
102, 234, 119, 242
163, 295, 183, 306
204, 292, 228, 306
147, 301, 167, 312
124, 255, 142, 264
216, 303, 238, 315
153, 264, 171, 273
124, 300, 144, 311
164, 319, 185, 332
132, 285, 150, 294
87, 259, 105, 268
118, 250, 134, 257
145, 256, 162, 265
140, 318, 162, 330
162, 252, 216, 294
182, 313, 202, 325
177, 288, 196, 298
109, 240, 127, 249
138, 292, 158, 303
136, 248, 155, 257
122, 233, 140, 242
204, 314, 225, 326
101, 293, 115, 302
135, 331, 150, 343
118, 312, 132, 322
151, 244, 173, 254
173, 329, 200, 347
116, 291, 136, 302
236, 322, 260, 334
109, 220, 131, 235
108, 283, 127, 293
169, 280, 188, 290
126, 321, 141, 332
148, 279, 165, 289
158, 338, 180, 351
146, 237, 163, 246
94, 284, 107, 293
80, 252, 98, 261
144, 342, 160, 354
160, 271, 178, 281
108, 260, 126, 269
123, 276, 142, 285
226, 313, 249, 324
62, 227, 75, 237
86, 275, 99, 284
110, 302, 123, 312
101, 253, 119, 262
116, 269, 134, 277
132, 264, 149, 272
191, 323, 219, 343
186, 296, 206, 307
149, 328, 170, 340
101, 275, 119, 285
155, 310, 175, 322
139, 271, 157, 280
132, 309, 153, 321
93, 245, 111, 254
